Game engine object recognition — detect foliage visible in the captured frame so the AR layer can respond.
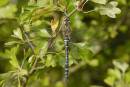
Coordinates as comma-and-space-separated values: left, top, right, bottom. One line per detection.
0, 0, 130, 87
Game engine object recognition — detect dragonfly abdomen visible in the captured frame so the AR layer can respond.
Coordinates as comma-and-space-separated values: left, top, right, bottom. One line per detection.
64, 36, 69, 80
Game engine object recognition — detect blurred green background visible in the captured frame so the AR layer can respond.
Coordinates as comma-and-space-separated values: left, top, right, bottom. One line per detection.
0, 0, 130, 87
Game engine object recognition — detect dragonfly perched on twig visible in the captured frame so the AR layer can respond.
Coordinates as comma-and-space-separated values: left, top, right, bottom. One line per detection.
62, 11, 71, 81
47, 9, 92, 81
47, 11, 72, 81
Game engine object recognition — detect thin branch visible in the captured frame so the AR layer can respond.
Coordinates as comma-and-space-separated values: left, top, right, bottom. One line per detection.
19, 25, 35, 54
29, 56, 38, 75
20, 49, 27, 69
82, 0, 89, 8
33, 66, 45, 71
68, 0, 90, 17
83, 9, 96, 14
68, 9, 77, 17
19, 25, 37, 87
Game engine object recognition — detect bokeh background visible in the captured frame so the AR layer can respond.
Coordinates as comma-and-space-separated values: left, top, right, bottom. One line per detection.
0, 0, 130, 87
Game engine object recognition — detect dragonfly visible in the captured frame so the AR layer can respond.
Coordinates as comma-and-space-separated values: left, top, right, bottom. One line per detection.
47, 10, 89, 81
47, 11, 72, 82
62, 12, 71, 81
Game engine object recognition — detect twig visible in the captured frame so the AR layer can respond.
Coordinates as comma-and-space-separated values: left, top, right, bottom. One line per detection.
83, 9, 96, 14
19, 25, 37, 87
28, 56, 38, 75
68, 9, 77, 17
19, 25, 35, 54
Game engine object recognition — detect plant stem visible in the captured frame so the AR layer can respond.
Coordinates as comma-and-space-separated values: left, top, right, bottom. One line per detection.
83, 9, 96, 14
68, 9, 77, 17
19, 25, 36, 87
19, 25, 35, 54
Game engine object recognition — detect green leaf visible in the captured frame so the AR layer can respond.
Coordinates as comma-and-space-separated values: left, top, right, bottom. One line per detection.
0, 4, 17, 18
64, 0, 70, 6
9, 46, 20, 68
55, 81, 64, 87
0, 80, 4, 87
36, 0, 49, 7
113, 60, 129, 73
91, 0, 107, 4
87, 59, 99, 67
71, 43, 93, 62
97, 1, 121, 18
104, 76, 115, 86
108, 69, 121, 79
28, 55, 35, 63
104, 68, 121, 86
12, 28, 23, 40
0, 71, 16, 87
0, 71, 14, 80
39, 29, 50, 38
5, 41, 21, 46
125, 71, 130, 83
54, 53, 65, 67
45, 54, 56, 67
